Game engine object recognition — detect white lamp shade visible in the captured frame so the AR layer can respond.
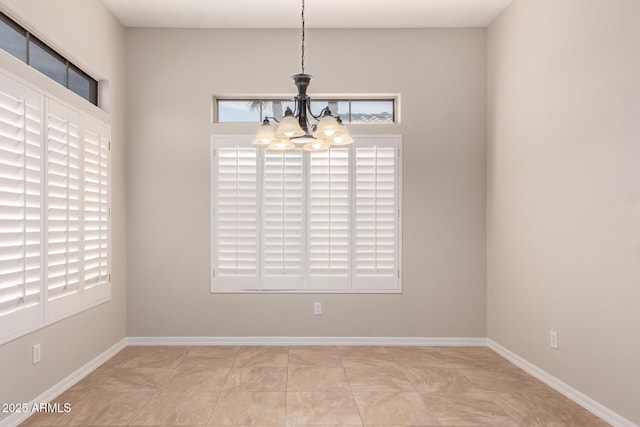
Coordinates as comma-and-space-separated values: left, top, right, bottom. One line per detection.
253, 123, 277, 146
330, 126, 353, 145
267, 139, 296, 152
302, 140, 331, 152
313, 114, 344, 138
275, 115, 305, 138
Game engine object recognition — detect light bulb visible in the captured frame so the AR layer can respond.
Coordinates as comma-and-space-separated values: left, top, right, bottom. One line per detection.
267, 139, 295, 152
313, 114, 344, 139
275, 113, 304, 139
302, 140, 330, 152
329, 121, 353, 146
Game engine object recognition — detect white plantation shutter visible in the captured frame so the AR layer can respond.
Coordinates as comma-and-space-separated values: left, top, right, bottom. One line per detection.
307, 148, 350, 290
46, 100, 82, 319
0, 70, 112, 343
354, 138, 400, 290
262, 149, 304, 289
212, 138, 259, 291
0, 74, 42, 337
82, 117, 110, 304
211, 135, 401, 293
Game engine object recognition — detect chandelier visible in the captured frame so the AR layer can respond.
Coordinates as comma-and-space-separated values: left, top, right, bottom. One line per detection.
252, 0, 352, 153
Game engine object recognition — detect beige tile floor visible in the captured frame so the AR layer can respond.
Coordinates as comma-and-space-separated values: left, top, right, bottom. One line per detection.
20, 345, 610, 426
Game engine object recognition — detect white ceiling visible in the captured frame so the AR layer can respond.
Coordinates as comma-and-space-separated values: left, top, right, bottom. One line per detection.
100, 0, 513, 29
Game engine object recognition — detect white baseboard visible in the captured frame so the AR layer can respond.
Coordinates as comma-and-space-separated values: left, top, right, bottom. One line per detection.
0, 338, 127, 427
488, 339, 637, 427
127, 336, 488, 346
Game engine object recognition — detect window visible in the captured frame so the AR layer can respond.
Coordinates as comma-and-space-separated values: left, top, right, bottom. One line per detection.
0, 12, 26, 62
29, 38, 67, 86
0, 11, 98, 106
0, 71, 110, 344
211, 135, 401, 293
214, 97, 396, 124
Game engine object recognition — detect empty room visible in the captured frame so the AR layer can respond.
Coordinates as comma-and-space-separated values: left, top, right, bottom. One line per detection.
0, 0, 638, 426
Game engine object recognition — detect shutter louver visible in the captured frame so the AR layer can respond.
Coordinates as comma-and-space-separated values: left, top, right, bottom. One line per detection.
262, 149, 304, 289
308, 148, 350, 289
213, 142, 259, 290
354, 143, 399, 290
0, 74, 42, 336
46, 101, 82, 319
82, 118, 110, 304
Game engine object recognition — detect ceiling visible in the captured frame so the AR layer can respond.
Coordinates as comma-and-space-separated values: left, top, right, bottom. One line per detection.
100, 0, 513, 29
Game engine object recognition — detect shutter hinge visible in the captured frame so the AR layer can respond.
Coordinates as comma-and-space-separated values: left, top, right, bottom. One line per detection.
108, 274, 112, 283
108, 141, 111, 150
398, 269, 400, 278
109, 207, 111, 217
212, 269, 216, 277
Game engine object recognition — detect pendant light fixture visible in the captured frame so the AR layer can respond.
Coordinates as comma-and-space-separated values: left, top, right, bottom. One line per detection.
253, 0, 352, 153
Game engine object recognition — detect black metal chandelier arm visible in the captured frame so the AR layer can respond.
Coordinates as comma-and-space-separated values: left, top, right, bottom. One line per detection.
293, 101, 302, 117
306, 105, 332, 121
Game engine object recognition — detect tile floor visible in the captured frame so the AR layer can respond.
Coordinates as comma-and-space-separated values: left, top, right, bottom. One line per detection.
20, 345, 610, 426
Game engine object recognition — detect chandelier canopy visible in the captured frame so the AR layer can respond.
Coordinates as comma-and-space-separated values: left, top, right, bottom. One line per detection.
253, 0, 352, 153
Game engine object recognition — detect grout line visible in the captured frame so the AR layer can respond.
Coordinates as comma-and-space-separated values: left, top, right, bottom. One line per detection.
126, 390, 155, 425
284, 346, 290, 427
203, 347, 238, 426
337, 346, 365, 426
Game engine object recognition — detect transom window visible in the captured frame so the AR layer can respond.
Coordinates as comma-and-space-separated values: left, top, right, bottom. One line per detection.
211, 134, 402, 293
0, 11, 98, 106
214, 97, 396, 124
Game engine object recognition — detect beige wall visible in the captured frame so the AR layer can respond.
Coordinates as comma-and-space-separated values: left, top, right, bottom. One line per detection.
487, 0, 640, 423
125, 28, 487, 337
0, 0, 126, 419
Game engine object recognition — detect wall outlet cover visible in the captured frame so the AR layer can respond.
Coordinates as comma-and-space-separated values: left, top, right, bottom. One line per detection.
32, 343, 41, 364
550, 330, 558, 350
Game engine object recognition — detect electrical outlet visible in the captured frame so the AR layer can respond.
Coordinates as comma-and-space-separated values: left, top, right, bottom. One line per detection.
32, 343, 41, 364
314, 302, 322, 315
550, 331, 558, 350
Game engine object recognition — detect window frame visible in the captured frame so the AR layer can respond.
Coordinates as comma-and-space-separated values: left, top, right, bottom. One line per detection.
210, 134, 402, 294
0, 11, 99, 106
212, 95, 399, 124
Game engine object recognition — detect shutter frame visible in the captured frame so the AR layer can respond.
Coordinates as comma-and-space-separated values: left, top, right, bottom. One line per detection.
0, 73, 43, 339
211, 135, 260, 291
46, 99, 83, 321
307, 148, 351, 290
352, 136, 401, 291
261, 148, 305, 290
81, 116, 111, 306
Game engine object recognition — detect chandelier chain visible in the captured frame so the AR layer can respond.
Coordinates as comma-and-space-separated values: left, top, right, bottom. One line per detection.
301, 0, 305, 74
